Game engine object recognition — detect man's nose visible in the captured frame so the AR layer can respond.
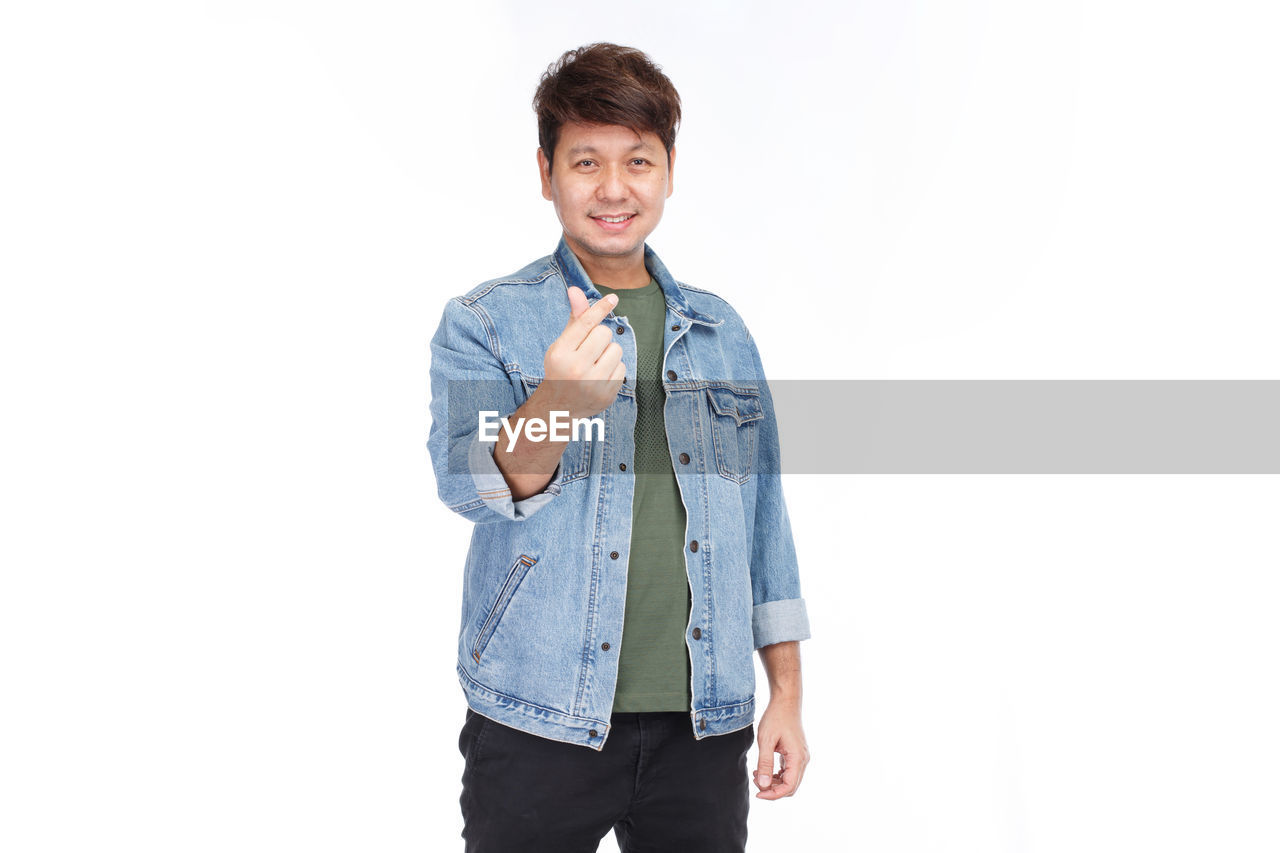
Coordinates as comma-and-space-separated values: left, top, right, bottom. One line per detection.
595, 165, 627, 200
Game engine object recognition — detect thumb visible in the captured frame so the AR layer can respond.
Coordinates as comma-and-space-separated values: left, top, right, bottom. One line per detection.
566, 285, 589, 319
755, 749, 775, 789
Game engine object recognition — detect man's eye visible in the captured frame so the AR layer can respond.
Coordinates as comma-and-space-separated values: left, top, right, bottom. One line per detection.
577, 159, 596, 167
631, 159, 649, 166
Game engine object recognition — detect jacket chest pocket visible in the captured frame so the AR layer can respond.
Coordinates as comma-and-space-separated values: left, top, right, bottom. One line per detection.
705, 385, 763, 484
472, 554, 538, 663
553, 437, 592, 484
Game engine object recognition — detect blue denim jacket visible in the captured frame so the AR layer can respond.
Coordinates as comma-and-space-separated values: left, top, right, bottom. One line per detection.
427, 236, 811, 750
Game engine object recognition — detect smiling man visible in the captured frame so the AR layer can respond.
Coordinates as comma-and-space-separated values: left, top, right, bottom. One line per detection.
541, 119, 672, 286
427, 43, 812, 852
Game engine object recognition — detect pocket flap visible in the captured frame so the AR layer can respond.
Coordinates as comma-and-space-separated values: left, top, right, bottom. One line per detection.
705, 386, 764, 425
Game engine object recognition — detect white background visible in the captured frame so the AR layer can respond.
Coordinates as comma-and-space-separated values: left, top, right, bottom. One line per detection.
3, 1, 1278, 850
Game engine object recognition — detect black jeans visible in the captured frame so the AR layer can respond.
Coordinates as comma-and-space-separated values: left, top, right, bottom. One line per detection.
458, 707, 753, 852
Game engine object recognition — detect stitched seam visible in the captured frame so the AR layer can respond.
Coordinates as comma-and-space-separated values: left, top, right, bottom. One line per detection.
461, 268, 558, 302
458, 663, 609, 728
455, 298, 501, 364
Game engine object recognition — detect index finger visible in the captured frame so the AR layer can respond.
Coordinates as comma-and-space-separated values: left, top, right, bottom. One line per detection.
561, 290, 618, 347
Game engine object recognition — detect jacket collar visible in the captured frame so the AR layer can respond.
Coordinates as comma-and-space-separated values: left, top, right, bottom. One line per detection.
552, 235, 722, 327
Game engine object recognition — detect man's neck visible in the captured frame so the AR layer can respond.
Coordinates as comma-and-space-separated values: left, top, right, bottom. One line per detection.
568, 240, 651, 290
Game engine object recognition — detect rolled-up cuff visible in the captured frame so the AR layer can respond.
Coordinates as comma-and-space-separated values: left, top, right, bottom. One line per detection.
752, 597, 811, 650
467, 431, 560, 521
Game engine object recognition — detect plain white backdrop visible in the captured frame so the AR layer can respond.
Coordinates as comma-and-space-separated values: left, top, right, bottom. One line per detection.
3, 1, 1278, 850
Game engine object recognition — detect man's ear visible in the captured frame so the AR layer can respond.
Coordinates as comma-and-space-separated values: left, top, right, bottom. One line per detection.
537, 147, 553, 200
666, 145, 676, 198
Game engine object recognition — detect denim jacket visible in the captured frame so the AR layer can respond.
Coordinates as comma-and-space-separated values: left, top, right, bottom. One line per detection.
427, 236, 811, 750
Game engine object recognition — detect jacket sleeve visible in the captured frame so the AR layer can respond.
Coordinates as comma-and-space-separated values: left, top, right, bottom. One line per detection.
745, 328, 813, 649
426, 297, 561, 523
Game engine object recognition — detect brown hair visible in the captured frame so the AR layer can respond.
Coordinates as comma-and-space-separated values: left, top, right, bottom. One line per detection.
533, 43, 681, 172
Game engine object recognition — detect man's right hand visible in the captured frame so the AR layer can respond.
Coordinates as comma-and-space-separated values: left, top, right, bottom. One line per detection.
534, 287, 626, 419
491, 287, 625, 500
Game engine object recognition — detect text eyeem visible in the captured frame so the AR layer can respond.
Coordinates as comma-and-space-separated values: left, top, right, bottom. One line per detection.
479, 410, 605, 452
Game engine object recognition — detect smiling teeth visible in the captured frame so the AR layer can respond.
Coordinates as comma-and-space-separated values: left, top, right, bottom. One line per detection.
599, 215, 632, 223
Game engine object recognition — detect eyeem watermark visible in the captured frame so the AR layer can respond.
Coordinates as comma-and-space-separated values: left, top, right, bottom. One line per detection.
478, 410, 605, 452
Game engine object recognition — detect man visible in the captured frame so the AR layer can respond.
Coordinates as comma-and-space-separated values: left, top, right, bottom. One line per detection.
427, 43, 811, 852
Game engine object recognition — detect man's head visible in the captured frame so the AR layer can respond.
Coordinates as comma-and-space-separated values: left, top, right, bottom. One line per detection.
533, 43, 681, 268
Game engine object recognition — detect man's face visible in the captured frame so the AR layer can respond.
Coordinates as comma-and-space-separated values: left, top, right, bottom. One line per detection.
538, 121, 675, 266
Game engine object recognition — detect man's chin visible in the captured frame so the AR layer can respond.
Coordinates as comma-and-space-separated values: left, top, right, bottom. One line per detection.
568, 233, 645, 259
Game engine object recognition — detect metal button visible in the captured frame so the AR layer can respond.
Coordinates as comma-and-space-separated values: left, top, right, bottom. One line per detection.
615, 326, 625, 334
699, 718, 706, 731
601, 642, 610, 651
619, 462, 627, 471
666, 369, 677, 381
610, 551, 619, 560
589, 729, 598, 737
679, 453, 690, 465
692, 627, 702, 640
671, 324, 680, 331
689, 540, 699, 552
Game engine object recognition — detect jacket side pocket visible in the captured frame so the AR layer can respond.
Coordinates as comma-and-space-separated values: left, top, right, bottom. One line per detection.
472, 554, 538, 663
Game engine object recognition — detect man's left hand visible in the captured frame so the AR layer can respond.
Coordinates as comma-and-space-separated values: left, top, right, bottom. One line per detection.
753, 699, 809, 799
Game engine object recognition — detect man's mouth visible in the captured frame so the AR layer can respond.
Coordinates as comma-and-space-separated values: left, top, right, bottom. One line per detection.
591, 212, 637, 232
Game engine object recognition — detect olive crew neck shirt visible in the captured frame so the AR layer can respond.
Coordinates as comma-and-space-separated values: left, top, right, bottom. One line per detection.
593, 276, 694, 712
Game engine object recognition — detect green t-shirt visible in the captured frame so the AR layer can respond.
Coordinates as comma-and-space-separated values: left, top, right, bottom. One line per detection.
594, 276, 693, 712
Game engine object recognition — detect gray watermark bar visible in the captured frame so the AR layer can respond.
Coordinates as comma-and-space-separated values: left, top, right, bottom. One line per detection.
441, 380, 1280, 474
772, 380, 1280, 473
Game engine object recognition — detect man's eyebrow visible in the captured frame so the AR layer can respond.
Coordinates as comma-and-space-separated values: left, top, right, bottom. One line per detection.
565, 140, 657, 157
